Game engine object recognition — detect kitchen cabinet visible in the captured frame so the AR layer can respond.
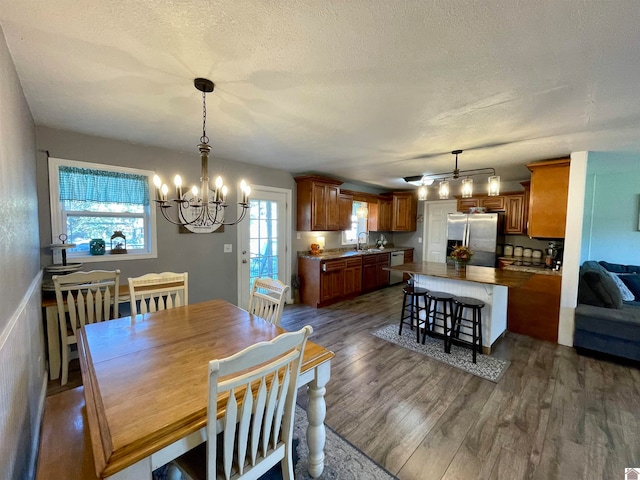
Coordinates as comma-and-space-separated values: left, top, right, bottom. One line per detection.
338, 193, 353, 231
320, 259, 345, 303
343, 257, 363, 296
298, 256, 363, 307
362, 252, 391, 292
391, 192, 417, 231
368, 197, 392, 232
503, 194, 526, 234
295, 175, 343, 231
402, 249, 414, 282
456, 193, 526, 235
507, 273, 561, 342
526, 158, 570, 238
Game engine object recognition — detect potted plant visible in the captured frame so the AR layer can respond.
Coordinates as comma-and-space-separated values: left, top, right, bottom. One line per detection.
450, 245, 473, 271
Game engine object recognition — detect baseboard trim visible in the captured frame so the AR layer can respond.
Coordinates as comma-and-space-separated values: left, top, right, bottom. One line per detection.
27, 374, 49, 480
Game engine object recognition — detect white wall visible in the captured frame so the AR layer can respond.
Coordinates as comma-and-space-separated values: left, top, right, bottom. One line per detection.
0, 26, 46, 479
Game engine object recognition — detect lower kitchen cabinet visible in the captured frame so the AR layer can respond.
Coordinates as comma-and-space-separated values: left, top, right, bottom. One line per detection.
299, 252, 391, 307
344, 257, 363, 296
362, 252, 390, 292
507, 273, 561, 342
299, 256, 362, 307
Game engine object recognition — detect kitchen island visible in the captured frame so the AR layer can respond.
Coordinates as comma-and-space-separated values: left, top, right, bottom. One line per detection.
386, 262, 532, 352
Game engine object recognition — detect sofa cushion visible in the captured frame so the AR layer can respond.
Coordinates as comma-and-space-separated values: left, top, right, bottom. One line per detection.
606, 271, 635, 301
621, 274, 640, 301
578, 262, 623, 309
575, 304, 640, 341
599, 261, 640, 274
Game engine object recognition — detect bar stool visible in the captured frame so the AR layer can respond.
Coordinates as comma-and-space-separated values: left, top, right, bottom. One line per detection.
399, 284, 429, 342
449, 296, 485, 363
423, 291, 455, 350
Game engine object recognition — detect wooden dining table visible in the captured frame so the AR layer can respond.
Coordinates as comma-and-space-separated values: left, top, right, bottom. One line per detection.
77, 299, 334, 479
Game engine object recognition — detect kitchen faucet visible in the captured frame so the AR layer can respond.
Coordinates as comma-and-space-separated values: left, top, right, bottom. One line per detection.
357, 231, 368, 250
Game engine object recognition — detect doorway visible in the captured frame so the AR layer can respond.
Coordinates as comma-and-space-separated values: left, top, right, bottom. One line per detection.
237, 186, 292, 309
423, 200, 458, 263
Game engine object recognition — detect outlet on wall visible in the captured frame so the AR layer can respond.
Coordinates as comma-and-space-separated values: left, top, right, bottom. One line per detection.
224, 244, 232, 253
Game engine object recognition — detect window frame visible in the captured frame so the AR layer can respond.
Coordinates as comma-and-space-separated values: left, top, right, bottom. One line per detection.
341, 200, 368, 245
48, 157, 158, 263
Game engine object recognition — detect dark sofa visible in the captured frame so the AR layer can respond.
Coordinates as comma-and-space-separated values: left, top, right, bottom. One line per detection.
574, 261, 640, 361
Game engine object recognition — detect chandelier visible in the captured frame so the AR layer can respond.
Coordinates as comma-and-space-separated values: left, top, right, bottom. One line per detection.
403, 150, 500, 201
152, 78, 251, 228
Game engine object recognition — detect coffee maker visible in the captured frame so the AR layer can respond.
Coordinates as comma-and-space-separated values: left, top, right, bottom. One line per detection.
545, 242, 563, 270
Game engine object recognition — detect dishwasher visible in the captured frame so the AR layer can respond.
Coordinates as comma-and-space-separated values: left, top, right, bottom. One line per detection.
389, 251, 405, 285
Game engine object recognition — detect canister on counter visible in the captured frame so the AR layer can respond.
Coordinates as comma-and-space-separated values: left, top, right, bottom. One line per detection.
504, 244, 513, 256
513, 246, 523, 257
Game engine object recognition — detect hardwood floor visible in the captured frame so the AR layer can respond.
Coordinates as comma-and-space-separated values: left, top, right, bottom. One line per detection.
281, 284, 640, 480
47, 285, 640, 479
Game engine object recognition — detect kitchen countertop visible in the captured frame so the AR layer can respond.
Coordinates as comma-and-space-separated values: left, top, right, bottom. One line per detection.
499, 256, 563, 276
386, 261, 533, 288
298, 246, 413, 261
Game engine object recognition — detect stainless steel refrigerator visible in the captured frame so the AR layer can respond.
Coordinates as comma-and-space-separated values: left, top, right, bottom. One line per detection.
446, 213, 501, 267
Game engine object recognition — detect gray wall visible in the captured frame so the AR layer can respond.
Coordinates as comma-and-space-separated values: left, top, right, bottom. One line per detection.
36, 127, 297, 305
0, 26, 45, 479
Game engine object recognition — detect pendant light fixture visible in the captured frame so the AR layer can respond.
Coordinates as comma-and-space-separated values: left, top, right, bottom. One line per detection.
152, 78, 251, 228
404, 150, 500, 200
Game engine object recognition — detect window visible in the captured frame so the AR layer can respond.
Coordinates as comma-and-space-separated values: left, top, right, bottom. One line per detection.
49, 157, 157, 262
342, 201, 368, 245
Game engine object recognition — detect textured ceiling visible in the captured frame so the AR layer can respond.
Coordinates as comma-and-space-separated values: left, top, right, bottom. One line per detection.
2, 0, 640, 189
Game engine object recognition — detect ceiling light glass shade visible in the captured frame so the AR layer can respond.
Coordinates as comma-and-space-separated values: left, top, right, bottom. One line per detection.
438, 180, 450, 199
421, 176, 435, 186
488, 175, 500, 196
417, 185, 428, 201
461, 178, 473, 198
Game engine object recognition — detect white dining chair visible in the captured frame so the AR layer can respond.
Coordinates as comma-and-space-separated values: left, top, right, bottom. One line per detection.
247, 278, 290, 326
128, 272, 188, 316
173, 325, 313, 480
52, 269, 120, 385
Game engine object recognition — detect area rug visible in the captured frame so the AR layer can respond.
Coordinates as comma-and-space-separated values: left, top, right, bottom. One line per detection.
371, 324, 510, 383
153, 404, 397, 480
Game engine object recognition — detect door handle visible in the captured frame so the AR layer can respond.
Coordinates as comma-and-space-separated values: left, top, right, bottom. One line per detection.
242, 250, 247, 255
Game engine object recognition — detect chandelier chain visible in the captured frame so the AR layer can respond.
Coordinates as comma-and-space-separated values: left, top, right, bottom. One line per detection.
200, 90, 209, 145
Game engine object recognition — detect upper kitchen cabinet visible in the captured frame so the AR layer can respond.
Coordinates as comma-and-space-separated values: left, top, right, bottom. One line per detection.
391, 192, 417, 231
295, 175, 343, 231
503, 193, 526, 234
338, 193, 353, 231
526, 158, 570, 238
367, 196, 392, 232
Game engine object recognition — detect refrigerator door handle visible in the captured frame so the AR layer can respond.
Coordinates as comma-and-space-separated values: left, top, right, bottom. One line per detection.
464, 222, 470, 247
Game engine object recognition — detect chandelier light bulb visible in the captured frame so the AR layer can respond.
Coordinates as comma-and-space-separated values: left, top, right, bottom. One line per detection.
153, 78, 250, 227
418, 185, 428, 201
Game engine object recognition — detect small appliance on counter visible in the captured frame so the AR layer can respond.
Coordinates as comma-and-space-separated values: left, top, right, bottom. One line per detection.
545, 242, 563, 270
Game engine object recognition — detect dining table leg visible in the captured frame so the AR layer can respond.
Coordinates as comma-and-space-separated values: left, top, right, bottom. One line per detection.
306, 360, 331, 478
